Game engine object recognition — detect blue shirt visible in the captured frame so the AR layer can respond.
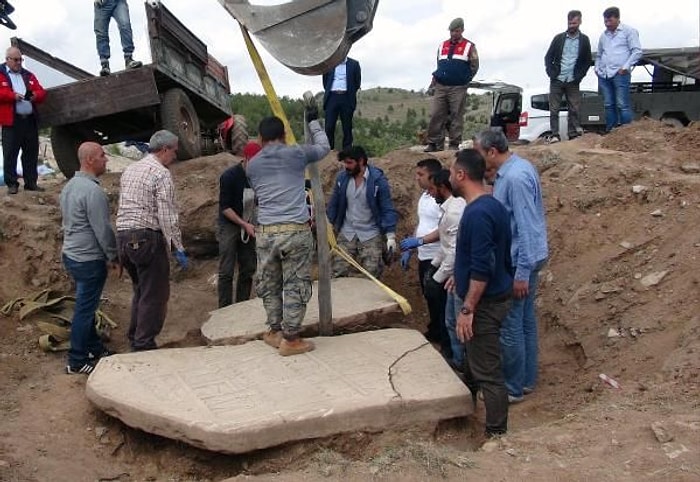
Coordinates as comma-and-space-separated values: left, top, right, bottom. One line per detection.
492, 153, 548, 281
557, 33, 579, 82
595, 24, 642, 78
454, 195, 513, 300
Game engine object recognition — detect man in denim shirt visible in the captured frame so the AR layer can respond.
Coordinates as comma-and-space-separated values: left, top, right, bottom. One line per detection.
595, 6, 642, 132
474, 129, 548, 403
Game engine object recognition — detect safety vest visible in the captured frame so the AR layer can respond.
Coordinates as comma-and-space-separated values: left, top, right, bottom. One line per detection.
433, 38, 474, 86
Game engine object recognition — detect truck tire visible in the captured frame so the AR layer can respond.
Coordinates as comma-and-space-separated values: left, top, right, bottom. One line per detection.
51, 125, 81, 179
161, 88, 201, 160
229, 114, 248, 155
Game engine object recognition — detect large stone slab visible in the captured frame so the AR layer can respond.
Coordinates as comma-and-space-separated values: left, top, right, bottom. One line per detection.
202, 277, 404, 345
86, 329, 471, 454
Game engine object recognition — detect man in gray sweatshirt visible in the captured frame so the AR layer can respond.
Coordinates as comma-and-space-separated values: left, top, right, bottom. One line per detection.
246, 115, 330, 356
60, 142, 119, 375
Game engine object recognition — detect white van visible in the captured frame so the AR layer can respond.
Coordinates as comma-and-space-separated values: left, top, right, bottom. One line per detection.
479, 82, 597, 143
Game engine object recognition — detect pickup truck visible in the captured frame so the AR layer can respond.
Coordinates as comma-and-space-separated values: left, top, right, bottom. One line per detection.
579, 47, 700, 132
15, 1, 246, 178
487, 47, 700, 141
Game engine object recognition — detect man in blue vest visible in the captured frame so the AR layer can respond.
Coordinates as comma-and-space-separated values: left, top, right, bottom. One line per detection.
425, 18, 479, 153
322, 57, 361, 149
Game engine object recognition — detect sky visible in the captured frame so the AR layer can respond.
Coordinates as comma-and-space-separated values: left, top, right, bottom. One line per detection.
6, 0, 700, 98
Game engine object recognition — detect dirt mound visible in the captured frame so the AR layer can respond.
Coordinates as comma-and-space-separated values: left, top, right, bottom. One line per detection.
1, 126, 699, 480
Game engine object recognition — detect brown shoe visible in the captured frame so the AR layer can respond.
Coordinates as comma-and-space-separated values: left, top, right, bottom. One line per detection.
262, 330, 283, 348
278, 338, 315, 356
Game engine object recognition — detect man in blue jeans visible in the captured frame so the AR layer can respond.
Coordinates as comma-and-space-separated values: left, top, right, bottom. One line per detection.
474, 129, 548, 403
594, 6, 642, 132
60, 142, 119, 375
94, 0, 142, 76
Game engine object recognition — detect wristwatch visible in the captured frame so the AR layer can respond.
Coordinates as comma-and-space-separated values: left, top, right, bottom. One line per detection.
460, 305, 473, 315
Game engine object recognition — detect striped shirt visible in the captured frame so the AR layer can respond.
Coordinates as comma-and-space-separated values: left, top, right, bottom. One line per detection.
116, 154, 183, 251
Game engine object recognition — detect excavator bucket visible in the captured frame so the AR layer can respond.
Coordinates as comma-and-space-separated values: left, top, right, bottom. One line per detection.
217, 0, 378, 75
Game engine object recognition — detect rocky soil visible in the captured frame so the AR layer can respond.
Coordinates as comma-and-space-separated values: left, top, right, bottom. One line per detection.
0, 119, 698, 481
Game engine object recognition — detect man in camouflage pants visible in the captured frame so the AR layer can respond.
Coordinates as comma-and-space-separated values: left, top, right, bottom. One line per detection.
246, 115, 330, 356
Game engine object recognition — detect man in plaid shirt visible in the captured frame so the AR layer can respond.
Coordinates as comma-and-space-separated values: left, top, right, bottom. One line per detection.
116, 130, 188, 351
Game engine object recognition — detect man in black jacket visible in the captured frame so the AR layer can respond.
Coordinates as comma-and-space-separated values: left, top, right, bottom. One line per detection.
544, 10, 592, 143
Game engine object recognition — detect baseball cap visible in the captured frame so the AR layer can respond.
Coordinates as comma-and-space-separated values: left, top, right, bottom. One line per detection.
449, 17, 464, 30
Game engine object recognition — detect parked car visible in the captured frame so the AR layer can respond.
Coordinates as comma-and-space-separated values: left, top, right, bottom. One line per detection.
481, 83, 596, 143
518, 89, 599, 142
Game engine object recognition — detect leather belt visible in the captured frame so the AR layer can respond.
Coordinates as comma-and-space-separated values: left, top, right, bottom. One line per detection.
331, 90, 347, 94
257, 223, 309, 234
15, 113, 33, 119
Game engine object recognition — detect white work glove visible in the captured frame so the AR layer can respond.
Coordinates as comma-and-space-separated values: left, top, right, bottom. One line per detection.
386, 233, 397, 255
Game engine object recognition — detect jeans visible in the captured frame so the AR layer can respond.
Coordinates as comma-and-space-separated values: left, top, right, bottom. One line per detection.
94, 0, 135, 60
500, 259, 547, 397
549, 79, 582, 137
217, 222, 256, 308
445, 292, 465, 369
598, 72, 632, 132
63, 255, 107, 367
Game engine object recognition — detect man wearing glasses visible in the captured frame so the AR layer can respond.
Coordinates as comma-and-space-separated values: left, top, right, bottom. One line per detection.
0, 46, 46, 194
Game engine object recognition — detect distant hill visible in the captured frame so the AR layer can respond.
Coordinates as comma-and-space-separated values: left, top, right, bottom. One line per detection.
356, 86, 492, 132
231, 87, 493, 156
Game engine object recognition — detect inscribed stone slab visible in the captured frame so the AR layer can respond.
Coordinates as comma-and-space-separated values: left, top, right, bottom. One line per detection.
201, 277, 403, 345
86, 329, 471, 454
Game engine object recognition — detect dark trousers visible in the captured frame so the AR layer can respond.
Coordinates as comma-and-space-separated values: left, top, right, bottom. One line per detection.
464, 296, 511, 436
217, 222, 256, 308
427, 83, 469, 146
63, 255, 107, 367
324, 92, 354, 149
549, 79, 581, 138
117, 229, 170, 351
2, 115, 39, 188
419, 260, 451, 359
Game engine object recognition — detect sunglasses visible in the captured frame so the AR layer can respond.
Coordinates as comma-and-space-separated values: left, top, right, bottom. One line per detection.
6, 57, 22, 61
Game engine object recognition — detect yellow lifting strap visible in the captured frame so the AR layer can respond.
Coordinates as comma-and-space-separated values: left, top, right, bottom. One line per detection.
239, 25, 411, 315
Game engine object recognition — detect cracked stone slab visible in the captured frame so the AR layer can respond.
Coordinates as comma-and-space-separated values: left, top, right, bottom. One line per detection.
86, 329, 471, 454
201, 277, 404, 345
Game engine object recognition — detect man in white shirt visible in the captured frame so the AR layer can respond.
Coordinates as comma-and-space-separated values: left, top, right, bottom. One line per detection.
427, 169, 467, 371
400, 158, 452, 360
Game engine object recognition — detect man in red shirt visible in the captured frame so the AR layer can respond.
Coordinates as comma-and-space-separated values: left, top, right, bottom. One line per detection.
0, 46, 46, 194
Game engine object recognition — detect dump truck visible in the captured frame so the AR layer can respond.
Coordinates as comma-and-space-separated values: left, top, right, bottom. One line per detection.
16, 1, 247, 178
